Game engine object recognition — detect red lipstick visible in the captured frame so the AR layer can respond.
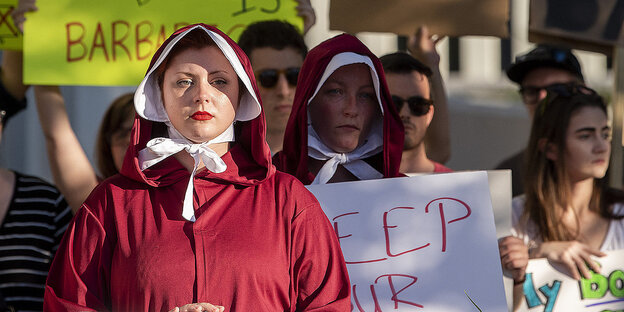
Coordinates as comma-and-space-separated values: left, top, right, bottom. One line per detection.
191, 111, 213, 121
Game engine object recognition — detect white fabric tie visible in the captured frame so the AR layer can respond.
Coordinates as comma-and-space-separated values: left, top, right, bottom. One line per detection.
138, 124, 234, 222
307, 125, 383, 184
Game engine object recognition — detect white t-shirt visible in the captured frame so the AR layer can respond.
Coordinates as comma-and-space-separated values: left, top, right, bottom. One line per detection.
512, 194, 624, 251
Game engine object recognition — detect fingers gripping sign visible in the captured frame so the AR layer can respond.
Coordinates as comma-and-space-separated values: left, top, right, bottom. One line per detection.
498, 236, 529, 284
11, 0, 37, 33
534, 241, 606, 280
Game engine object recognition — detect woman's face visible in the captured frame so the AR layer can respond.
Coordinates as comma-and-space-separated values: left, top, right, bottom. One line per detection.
309, 63, 380, 153
162, 46, 239, 143
563, 106, 611, 182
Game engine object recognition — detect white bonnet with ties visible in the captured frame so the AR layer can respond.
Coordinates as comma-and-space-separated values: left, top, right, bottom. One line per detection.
134, 24, 261, 125
132, 25, 262, 222
306, 52, 385, 184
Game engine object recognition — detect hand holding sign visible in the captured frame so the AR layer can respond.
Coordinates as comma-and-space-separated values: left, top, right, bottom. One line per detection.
499, 236, 529, 285
407, 25, 443, 69
531, 240, 606, 280
11, 0, 36, 32
295, 0, 315, 34
517, 249, 624, 311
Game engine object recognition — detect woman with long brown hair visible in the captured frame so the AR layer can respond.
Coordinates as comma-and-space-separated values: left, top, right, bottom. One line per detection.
499, 83, 624, 307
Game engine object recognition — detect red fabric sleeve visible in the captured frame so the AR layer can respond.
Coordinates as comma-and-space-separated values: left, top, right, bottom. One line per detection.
290, 193, 351, 311
44, 204, 112, 311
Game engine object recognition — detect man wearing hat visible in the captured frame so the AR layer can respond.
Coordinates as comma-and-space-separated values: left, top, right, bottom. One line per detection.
496, 44, 585, 196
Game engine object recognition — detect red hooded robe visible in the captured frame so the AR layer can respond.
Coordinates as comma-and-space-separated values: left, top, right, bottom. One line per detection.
273, 34, 404, 184
44, 24, 350, 312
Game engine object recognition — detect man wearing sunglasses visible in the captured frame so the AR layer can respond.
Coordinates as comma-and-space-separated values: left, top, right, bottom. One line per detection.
496, 44, 585, 196
238, 21, 308, 153
381, 51, 452, 174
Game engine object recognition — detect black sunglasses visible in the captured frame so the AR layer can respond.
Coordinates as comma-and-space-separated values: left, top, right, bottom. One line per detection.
256, 67, 300, 89
519, 85, 549, 103
391, 95, 432, 116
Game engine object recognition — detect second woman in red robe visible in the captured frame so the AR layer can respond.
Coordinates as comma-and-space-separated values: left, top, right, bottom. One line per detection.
273, 34, 404, 184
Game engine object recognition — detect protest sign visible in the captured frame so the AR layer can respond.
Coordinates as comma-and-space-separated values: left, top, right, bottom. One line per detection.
23, 0, 302, 86
407, 170, 512, 238
306, 172, 508, 311
516, 249, 624, 312
0, 0, 22, 50
329, 0, 509, 38
529, 0, 624, 55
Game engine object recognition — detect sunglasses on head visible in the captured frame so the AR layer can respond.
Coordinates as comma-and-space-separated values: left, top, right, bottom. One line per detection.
538, 83, 600, 116
256, 67, 300, 89
391, 95, 432, 116
544, 83, 596, 97
519, 82, 584, 104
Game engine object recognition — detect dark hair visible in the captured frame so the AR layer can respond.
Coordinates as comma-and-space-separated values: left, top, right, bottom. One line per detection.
380, 52, 433, 77
522, 85, 621, 242
155, 29, 217, 90
0, 71, 27, 127
237, 20, 308, 61
95, 93, 135, 178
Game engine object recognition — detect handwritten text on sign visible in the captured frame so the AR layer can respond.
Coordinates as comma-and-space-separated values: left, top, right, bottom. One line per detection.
24, 0, 302, 86
517, 249, 624, 312
306, 172, 508, 311
0, 0, 22, 50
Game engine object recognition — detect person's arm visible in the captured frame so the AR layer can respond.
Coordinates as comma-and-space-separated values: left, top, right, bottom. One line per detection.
33, 86, 98, 212
2, 0, 37, 98
498, 236, 529, 311
407, 26, 451, 164
44, 203, 110, 311
295, 0, 316, 35
1, 51, 29, 100
291, 189, 350, 311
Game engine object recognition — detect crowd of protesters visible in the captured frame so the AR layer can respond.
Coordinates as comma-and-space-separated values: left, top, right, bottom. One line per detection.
0, 0, 622, 311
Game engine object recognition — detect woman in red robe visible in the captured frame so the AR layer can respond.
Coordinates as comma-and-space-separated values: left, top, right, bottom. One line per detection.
44, 24, 350, 312
273, 34, 404, 184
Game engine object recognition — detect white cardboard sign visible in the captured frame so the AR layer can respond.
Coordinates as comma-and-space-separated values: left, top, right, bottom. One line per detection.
517, 249, 624, 312
306, 171, 508, 311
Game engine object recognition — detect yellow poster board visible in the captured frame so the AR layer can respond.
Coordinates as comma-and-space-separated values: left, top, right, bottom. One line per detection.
23, 0, 302, 86
0, 0, 22, 51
